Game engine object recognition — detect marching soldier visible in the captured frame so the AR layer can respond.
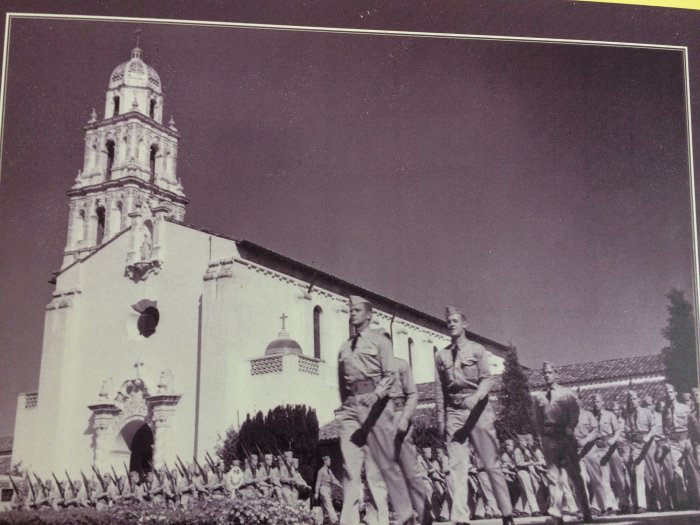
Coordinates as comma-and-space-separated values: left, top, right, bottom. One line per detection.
590, 393, 629, 514
472, 441, 501, 519
225, 459, 244, 497
662, 382, 699, 507
513, 436, 541, 517
266, 454, 283, 500
363, 452, 389, 525
240, 455, 258, 497
177, 467, 195, 509
387, 354, 430, 523
499, 440, 522, 514
532, 362, 592, 525
95, 474, 118, 510
434, 305, 514, 525
291, 457, 311, 502
624, 390, 656, 513
64, 479, 89, 508
690, 388, 700, 470
315, 455, 342, 525
336, 295, 413, 525
278, 454, 296, 504
147, 470, 166, 505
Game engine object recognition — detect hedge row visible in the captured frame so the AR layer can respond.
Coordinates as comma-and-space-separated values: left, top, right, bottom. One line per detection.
0, 497, 316, 525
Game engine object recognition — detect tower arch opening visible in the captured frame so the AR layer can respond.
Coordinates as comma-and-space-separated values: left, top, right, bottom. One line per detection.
113, 95, 120, 116
149, 144, 158, 183
105, 140, 115, 180
95, 205, 106, 245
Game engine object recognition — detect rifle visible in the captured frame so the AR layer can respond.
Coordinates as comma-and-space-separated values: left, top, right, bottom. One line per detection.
124, 463, 135, 492
26, 475, 37, 504
80, 470, 92, 502
65, 470, 77, 497
8, 476, 23, 507
205, 451, 220, 477
33, 473, 47, 497
111, 465, 123, 494
176, 455, 192, 483
255, 444, 271, 476
92, 465, 107, 492
600, 442, 618, 466
632, 436, 655, 467
241, 444, 256, 477
162, 461, 178, 495
193, 456, 208, 484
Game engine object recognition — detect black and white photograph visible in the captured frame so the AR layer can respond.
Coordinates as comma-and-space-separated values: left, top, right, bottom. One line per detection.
0, 2, 699, 524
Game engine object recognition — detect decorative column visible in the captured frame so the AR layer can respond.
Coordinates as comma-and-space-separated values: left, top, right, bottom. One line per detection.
152, 205, 169, 260
146, 393, 180, 469
88, 403, 121, 469
125, 209, 142, 266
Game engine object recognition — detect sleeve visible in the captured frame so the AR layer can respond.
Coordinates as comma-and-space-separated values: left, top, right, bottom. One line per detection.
434, 352, 446, 427
609, 412, 622, 442
400, 361, 418, 422
375, 335, 396, 397
514, 448, 527, 467
566, 392, 580, 431
314, 469, 322, 493
337, 352, 348, 404
476, 346, 492, 380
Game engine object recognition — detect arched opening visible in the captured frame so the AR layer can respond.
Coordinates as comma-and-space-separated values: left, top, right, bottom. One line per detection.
106, 140, 115, 180
114, 420, 153, 474
129, 424, 154, 473
313, 306, 322, 359
149, 99, 156, 119
149, 145, 158, 183
113, 95, 120, 116
96, 206, 106, 245
408, 338, 414, 369
138, 306, 159, 337
74, 209, 87, 244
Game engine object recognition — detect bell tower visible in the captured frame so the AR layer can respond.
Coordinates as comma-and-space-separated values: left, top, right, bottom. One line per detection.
62, 41, 188, 268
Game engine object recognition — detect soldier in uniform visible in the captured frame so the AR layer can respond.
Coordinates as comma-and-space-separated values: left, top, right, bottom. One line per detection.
315, 455, 342, 525
225, 459, 244, 498
624, 390, 656, 513
292, 457, 311, 503
363, 452, 389, 525
513, 436, 542, 517
532, 362, 592, 525
590, 393, 630, 514
689, 389, 700, 470
662, 382, 698, 507
472, 441, 501, 519
266, 454, 283, 500
434, 305, 514, 525
336, 295, 414, 525
387, 354, 430, 523
64, 479, 89, 508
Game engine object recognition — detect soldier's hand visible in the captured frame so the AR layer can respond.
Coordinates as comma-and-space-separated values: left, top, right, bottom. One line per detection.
461, 395, 478, 410
359, 392, 379, 406
397, 417, 410, 434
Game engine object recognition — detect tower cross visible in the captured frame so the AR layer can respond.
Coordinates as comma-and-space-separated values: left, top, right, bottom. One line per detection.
280, 313, 288, 331
134, 28, 143, 47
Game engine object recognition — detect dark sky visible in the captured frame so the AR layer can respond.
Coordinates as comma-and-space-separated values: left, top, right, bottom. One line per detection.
0, 4, 697, 437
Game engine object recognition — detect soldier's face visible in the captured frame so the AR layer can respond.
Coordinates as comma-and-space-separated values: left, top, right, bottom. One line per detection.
665, 384, 676, 400
629, 394, 639, 408
683, 393, 692, 404
446, 314, 466, 337
694, 391, 700, 406
505, 441, 514, 452
593, 396, 603, 411
543, 367, 556, 386
349, 304, 371, 327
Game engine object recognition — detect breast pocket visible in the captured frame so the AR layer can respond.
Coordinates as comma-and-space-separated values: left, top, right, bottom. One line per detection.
459, 358, 480, 381
358, 344, 378, 356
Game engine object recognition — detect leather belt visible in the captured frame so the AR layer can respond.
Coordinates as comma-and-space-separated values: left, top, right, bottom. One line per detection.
351, 378, 376, 395
392, 397, 406, 410
669, 431, 688, 442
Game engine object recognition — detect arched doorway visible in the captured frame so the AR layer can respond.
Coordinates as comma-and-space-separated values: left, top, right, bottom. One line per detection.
113, 420, 154, 473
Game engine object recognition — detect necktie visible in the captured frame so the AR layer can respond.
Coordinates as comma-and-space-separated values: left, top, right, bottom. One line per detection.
351, 334, 359, 351
546, 387, 553, 402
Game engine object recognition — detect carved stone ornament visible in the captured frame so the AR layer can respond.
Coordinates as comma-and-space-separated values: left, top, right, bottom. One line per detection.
125, 259, 163, 282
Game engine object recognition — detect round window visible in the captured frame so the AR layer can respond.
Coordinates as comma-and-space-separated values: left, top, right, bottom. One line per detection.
137, 306, 159, 338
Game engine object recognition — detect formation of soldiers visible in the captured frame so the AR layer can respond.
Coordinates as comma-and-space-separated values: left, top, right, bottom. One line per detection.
333, 296, 700, 525
8, 450, 312, 512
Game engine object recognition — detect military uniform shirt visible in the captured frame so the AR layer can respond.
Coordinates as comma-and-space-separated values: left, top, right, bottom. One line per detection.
532, 384, 579, 434
625, 406, 654, 435
435, 339, 491, 425
594, 409, 621, 440
338, 328, 395, 402
389, 358, 418, 420
575, 409, 599, 447
315, 465, 339, 492
663, 400, 691, 434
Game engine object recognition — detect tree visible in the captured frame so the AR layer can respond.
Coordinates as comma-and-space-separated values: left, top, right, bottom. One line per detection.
496, 345, 533, 440
219, 404, 319, 483
662, 288, 699, 394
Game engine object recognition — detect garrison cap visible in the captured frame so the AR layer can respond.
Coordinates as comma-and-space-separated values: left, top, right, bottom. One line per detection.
264, 454, 273, 461
250, 453, 258, 460
349, 295, 371, 307
284, 450, 294, 459
322, 455, 330, 461
445, 305, 465, 319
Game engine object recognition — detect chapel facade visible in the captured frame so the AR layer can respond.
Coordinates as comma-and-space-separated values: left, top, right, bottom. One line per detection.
12, 46, 507, 477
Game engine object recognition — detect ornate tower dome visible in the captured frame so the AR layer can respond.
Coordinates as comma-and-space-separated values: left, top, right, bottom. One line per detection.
102, 46, 164, 124
109, 47, 162, 95
265, 314, 303, 356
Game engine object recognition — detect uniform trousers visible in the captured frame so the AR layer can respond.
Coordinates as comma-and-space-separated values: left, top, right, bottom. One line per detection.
339, 396, 413, 525
541, 434, 590, 519
580, 445, 607, 512
392, 419, 430, 523
319, 485, 338, 524
598, 445, 631, 510
364, 450, 389, 525
445, 403, 512, 523
628, 440, 653, 509
477, 470, 501, 517
516, 468, 540, 514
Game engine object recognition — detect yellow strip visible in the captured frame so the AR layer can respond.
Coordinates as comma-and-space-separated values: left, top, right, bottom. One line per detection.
578, 0, 700, 9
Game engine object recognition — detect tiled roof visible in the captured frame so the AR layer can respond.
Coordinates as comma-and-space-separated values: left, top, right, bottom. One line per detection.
0, 456, 11, 475
517, 354, 664, 390
0, 436, 12, 454
417, 354, 665, 404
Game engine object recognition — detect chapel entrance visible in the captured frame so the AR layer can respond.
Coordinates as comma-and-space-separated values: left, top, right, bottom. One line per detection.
116, 420, 154, 473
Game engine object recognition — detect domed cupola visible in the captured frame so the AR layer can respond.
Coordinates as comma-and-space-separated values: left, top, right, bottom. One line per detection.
265, 314, 303, 356
104, 46, 164, 123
